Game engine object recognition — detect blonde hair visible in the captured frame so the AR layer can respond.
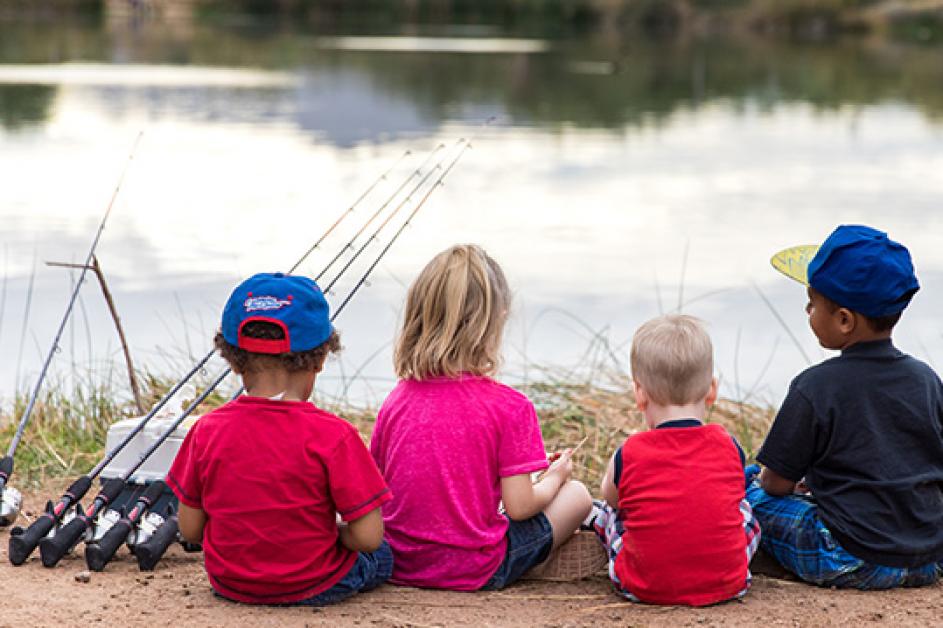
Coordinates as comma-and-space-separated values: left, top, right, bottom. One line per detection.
394, 244, 510, 380
630, 314, 713, 406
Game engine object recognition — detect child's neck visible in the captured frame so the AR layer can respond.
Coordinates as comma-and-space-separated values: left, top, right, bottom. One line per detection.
837, 329, 892, 351
644, 402, 706, 429
242, 369, 316, 402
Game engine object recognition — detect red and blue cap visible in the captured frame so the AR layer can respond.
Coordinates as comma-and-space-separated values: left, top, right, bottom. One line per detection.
770, 225, 919, 318
221, 272, 333, 354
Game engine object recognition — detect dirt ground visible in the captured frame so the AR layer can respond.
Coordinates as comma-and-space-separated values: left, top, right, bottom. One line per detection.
2, 490, 941, 628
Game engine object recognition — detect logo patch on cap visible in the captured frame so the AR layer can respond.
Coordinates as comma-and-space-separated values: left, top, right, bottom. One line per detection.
244, 295, 293, 312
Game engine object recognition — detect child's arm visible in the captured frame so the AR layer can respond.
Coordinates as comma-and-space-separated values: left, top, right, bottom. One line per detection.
600, 456, 619, 508
501, 449, 572, 521
759, 466, 797, 496
178, 503, 208, 544
338, 507, 384, 553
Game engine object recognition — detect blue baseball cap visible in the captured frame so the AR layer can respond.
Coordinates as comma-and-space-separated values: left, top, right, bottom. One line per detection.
771, 225, 919, 318
221, 273, 333, 354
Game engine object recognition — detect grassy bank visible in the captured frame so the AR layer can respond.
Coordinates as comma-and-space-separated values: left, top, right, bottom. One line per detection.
0, 371, 773, 490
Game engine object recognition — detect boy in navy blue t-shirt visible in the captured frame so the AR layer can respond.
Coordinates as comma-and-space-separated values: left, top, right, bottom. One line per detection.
749, 225, 943, 589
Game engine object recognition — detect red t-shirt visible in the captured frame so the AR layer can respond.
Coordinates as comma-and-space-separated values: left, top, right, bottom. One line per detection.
616, 423, 747, 606
167, 396, 391, 604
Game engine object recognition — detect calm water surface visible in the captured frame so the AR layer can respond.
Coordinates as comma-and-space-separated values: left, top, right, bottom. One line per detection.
2, 18, 943, 409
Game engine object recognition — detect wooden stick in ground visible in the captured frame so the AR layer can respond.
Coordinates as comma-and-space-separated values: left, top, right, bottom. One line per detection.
46, 257, 145, 413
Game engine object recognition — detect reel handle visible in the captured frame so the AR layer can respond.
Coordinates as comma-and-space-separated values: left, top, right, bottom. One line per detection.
8, 514, 55, 565
85, 519, 132, 572
134, 514, 178, 571
39, 517, 87, 568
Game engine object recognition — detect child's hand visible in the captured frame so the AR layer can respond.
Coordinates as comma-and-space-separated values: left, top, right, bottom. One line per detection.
544, 448, 573, 484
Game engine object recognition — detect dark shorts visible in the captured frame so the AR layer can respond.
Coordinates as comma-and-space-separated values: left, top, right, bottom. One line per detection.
215, 541, 393, 607
294, 541, 394, 606
481, 513, 554, 590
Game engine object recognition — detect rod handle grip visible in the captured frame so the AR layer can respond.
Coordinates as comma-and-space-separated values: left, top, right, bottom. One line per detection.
39, 517, 87, 568
138, 480, 166, 509
7, 514, 55, 565
134, 515, 178, 571
0, 455, 12, 483
85, 518, 132, 572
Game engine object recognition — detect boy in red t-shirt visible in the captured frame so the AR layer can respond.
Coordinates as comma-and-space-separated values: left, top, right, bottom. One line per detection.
167, 272, 392, 606
592, 314, 760, 606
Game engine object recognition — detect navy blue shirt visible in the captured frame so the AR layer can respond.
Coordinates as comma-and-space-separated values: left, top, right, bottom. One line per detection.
757, 339, 943, 568
613, 419, 745, 486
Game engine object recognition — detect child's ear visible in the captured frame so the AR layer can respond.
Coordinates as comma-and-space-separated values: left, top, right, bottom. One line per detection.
836, 307, 857, 335
633, 379, 649, 412
704, 377, 718, 408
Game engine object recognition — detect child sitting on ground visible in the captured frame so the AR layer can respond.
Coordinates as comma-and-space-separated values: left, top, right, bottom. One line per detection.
594, 314, 760, 606
370, 244, 593, 591
749, 225, 943, 588
167, 272, 393, 605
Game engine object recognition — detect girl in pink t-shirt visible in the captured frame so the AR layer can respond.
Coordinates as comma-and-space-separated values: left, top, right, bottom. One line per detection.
370, 244, 592, 590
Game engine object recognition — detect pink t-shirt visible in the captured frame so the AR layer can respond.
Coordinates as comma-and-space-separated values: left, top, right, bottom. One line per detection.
370, 375, 548, 590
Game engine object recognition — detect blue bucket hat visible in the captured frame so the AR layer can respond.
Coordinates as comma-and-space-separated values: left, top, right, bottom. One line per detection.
221, 273, 333, 354
770, 225, 919, 318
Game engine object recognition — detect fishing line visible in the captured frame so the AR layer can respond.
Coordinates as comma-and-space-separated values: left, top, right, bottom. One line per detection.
1, 133, 143, 504
86, 136, 479, 572
22, 144, 447, 568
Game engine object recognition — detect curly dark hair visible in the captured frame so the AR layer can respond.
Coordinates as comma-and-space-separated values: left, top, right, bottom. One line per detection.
215, 320, 341, 374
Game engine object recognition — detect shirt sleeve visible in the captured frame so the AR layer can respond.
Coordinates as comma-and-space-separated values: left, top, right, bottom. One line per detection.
497, 399, 549, 478
756, 385, 817, 483
166, 423, 203, 509
329, 428, 392, 522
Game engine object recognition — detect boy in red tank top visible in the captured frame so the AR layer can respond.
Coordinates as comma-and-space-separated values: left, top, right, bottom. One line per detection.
167, 273, 393, 606
592, 315, 761, 606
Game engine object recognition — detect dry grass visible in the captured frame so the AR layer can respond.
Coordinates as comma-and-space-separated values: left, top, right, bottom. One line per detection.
1, 370, 775, 490
520, 371, 774, 488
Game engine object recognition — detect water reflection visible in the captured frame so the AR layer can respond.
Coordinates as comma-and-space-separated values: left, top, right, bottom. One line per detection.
1, 18, 942, 408
2, 22, 943, 136
0, 84, 56, 129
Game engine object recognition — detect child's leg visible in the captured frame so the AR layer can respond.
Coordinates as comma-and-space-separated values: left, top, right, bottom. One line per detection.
590, 501, 639, 601
744, 471, 864, 586
481, 481, 592, 591
542, 480, 593, 549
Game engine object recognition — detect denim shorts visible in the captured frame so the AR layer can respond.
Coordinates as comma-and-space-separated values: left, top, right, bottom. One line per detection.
292, 541, 394, 606
481, 513, 554, 590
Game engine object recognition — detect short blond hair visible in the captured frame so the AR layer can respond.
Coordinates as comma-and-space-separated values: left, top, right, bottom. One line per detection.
630, 314, 713, 406
394, 244, 510, 380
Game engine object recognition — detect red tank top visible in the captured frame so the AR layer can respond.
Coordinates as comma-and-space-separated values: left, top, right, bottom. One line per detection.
615, 423, 747, 606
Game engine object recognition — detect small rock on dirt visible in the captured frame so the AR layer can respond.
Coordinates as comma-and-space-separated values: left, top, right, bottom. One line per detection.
75, 571, 91, 583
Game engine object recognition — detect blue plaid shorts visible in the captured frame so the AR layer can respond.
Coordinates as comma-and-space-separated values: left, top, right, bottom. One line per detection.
744, 465, 943, 589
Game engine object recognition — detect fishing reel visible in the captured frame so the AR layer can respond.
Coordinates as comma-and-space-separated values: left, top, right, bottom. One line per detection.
129, 512, 166, 548
91, 508, 122, 543
0, 486, 22, 527
90, 508, 165, 547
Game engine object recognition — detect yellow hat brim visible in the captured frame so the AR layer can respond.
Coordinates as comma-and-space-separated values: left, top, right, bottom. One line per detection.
770, 245, 820, 286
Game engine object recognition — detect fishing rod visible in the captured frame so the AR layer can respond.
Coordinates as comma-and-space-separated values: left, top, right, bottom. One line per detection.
6, 146, 421, 565
36, 144, 457, 569
94, 138, 477, 572
314, 144, 444, 283
0, 133, 142, 529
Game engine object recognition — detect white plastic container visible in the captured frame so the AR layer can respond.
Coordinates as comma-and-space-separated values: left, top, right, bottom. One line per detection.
99, 410, 201, 483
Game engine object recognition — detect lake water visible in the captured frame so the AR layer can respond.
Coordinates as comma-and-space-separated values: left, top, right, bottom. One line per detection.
2, 16, 943, 410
